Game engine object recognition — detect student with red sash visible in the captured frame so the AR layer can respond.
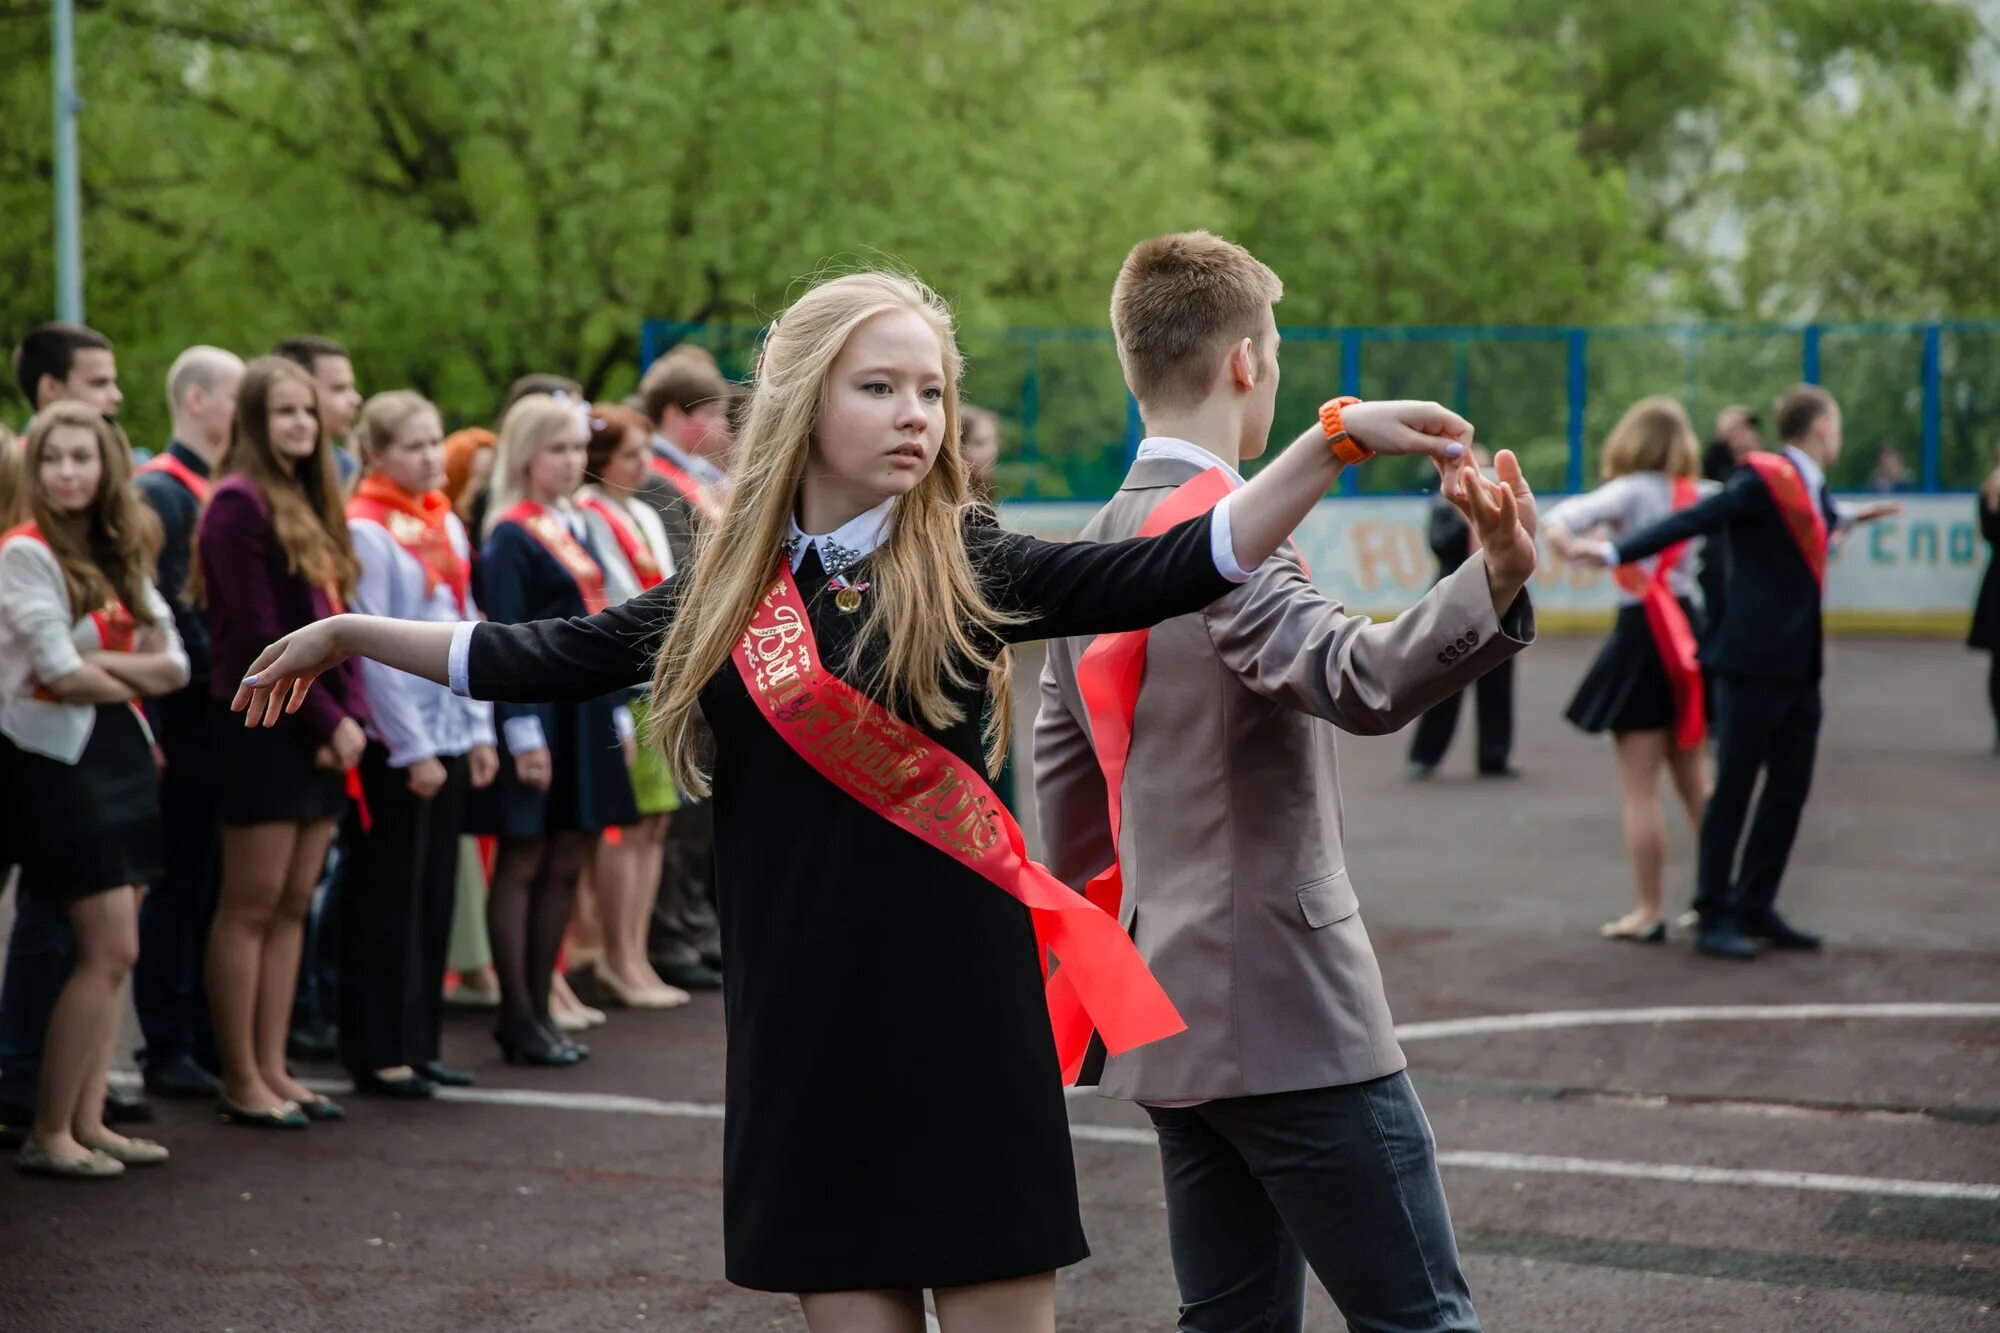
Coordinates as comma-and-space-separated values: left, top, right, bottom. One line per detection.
195, 357, 368, 1127
1580, 385, 1893, 960
465, 394, 638, 1066
340, 392, 501, 1096
229, 269, 1469, 1331
0, 404, 187, 1177
576, 405, 689, 1010
1036, 233, 1535, 1333
127, 345, 243, 1101
1544, 397, 1715, 946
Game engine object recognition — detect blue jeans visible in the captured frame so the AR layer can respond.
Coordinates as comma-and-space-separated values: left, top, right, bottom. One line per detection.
0, 892, 75, 1094
1145, 1073, 1481, 1333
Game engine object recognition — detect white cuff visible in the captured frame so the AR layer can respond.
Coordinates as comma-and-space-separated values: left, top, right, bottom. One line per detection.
502, 715, 548, 755
1208, 491, 1252, 583
1604, 542, 1623, 566
612, 705, 636, 744
448, 622, 476, 698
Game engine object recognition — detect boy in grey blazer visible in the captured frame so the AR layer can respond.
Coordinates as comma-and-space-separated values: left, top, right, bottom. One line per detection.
1035, 233, 1538, 1333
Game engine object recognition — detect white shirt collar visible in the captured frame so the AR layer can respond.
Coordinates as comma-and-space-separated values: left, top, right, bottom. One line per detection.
1135, 436, 1247, 489
652, 434, 730, 490
785, 498, 895, 576
1783, 444, 1826, 499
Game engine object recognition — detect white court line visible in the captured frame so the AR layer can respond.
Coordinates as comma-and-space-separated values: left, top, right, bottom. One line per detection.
1391, 1001, 2000, 1043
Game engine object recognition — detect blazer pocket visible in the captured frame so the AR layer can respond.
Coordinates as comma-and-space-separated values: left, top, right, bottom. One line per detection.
1296, 869, 1358, 929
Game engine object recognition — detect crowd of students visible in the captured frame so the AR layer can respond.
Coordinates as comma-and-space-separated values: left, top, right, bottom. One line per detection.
0, 321, 767, 1175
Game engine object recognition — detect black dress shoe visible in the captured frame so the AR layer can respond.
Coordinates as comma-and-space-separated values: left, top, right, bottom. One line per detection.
1740, 911, 1823, 950
417, 1062, 474, 1088
656, 961, 724, 991
541, 1021, 590, 1062
493, 1023, 579, 1067
1696, 921, 1759, 960
351, 1070, 437, 1098
143, 1053, 221, 1099
103, 1085, 155, 1124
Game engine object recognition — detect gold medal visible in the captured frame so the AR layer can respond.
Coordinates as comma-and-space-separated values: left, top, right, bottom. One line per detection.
834, 587, 864, 614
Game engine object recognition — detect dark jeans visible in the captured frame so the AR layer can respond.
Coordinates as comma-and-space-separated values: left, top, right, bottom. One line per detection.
133, 687, 221, 1070
1145, 1074, 1480, 1333
1695, 674, 1822, 925
0, 893, 72, 1095
338, 749, 470, 1073
1407, 660, 1513, 773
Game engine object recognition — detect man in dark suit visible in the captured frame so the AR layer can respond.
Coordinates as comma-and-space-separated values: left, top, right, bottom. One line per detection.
1576, 386, 1892, 960
1408, 444, 1516, 779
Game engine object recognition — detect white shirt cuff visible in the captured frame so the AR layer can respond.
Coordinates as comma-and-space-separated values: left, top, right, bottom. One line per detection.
612, 705, 636, 744
1208, 491, 1252, 583
1604, 542, 1622, 566
448, 622, 476, 698
502, 715, 548, 755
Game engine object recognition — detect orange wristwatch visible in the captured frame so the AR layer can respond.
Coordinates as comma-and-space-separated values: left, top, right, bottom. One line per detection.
1319, 397, 1373, 465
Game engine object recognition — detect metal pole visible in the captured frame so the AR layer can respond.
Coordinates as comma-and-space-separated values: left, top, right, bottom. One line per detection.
1565, 329, 1587, 493
1919, 323, 1941, 492
1338, 329, 1361, 496
52, 0, 84, 322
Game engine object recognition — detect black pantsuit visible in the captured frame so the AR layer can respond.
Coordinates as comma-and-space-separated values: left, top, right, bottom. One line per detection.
337, 746, 472, 1074
1407, 658, 1513, 772
1695, 675, 1822, 925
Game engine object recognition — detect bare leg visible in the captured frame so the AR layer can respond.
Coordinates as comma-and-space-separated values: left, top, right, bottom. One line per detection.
1666, 741, 1712, 837
210, 824, 299, 1112
258, 819, 337, 1106
592, 829, 643, 989
799, 1289, 927, 1333
32, 888, 140, 1160
934, 1272, 1057, 1333
1609, 730, 1670, 931
629, 814, 678, 995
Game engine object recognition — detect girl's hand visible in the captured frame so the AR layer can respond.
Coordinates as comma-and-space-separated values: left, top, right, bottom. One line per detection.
232, 618, 351, 727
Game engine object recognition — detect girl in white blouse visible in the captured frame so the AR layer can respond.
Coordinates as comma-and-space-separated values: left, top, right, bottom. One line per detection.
1543, 397, 1716, 943
0, 403, 188, 1177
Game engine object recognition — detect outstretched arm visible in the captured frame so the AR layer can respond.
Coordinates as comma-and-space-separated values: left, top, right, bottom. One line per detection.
1577, 469, 1762, 567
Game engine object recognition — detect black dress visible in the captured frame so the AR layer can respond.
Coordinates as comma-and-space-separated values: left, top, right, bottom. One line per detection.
464, 516, 639, 837
464, 513, 1232, 1292
1968, 496, 1999, 653
1565, 597, 1706, 736
0, 704, 162, 902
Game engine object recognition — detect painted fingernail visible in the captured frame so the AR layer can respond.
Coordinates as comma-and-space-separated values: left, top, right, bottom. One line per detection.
1444, 443, 1465, 458
241, 674, 260, 687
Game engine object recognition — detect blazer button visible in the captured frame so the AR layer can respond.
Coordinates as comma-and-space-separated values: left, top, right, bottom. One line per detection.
1436, 651, 1449, 664
1467, 629, 1480, 646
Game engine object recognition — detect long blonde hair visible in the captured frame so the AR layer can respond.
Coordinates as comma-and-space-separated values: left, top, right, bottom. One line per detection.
483, 394, 584, 537
1601, 396, 1701, 481
651, 270, 1019, 797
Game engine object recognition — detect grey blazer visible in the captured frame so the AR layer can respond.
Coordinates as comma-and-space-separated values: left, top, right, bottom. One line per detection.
1034, 457, 1535, 1101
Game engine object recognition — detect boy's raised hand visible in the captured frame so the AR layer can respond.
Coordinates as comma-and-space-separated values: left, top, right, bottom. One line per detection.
1438, 448, 1538, 604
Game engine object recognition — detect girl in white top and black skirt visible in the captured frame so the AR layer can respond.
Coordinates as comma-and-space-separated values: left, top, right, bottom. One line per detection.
341, 392, 501, 1096
0, 404, 188, 1177
1544, 397, 1716, 943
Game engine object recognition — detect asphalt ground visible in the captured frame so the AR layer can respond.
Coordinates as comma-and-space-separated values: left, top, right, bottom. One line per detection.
1, 634, 1995, 1332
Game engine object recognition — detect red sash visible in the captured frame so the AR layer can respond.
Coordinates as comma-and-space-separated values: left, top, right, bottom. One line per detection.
649, 453, 725, 523
732, 561, 1185, 1076
135, 452, 211, 502
501, 500, 609, 614
577, 494, 664, 590
347, 476, 471, 613
1741, 452, 1828, 589
1612, 477, 1705, 749
1044, 468, 1237, 1079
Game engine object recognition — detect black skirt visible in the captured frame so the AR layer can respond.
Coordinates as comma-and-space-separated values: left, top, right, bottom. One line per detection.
210, 698, 349, 826
1, 705, 163, 902
464, 693, 638, 837
1566, 599, 1704, 736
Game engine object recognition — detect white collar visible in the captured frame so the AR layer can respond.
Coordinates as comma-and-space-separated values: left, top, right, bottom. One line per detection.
1135, 436, 1247, 489
785, 498, 895, 576
1783, 444, 1826, 497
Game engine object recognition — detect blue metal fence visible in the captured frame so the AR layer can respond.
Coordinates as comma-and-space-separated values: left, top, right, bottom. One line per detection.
641, 318, 2000, 499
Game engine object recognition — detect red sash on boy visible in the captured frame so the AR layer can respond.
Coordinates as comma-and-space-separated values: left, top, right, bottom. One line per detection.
1611, 477, 1705, 749
347, 474, 471, 613
500, 500, 609, 614
577, 494, 664, 590
1741, 451, 1829, 589
733, 562, 1186, 1076
649, 452, 725, 524
1042, 467, 1236, 1079
135, 452, 211, 503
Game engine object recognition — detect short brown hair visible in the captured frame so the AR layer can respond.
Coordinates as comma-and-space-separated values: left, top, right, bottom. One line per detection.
639, 350, 731, 426
1111, 231, 1282, 410
1773, 384, 1836, 443
1601, 396, 1700, 481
